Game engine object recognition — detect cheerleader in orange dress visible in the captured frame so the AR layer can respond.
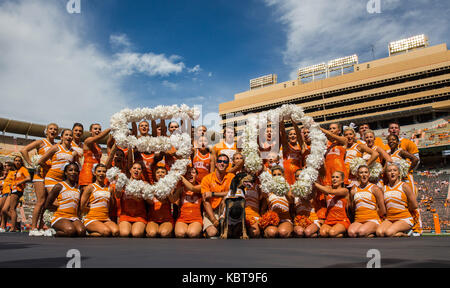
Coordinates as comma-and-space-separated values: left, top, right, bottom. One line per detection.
293, 169, 321, 238
20, 123, 58, 235
315, 171, 350, 238
262, 166, 294, 238
174, 167, 203, 238
348, 165, 386, 238
79, 124, 110, 189
44, 162, 86, 237
192, 136, 213, 183
116, 162, 147, 238
280, 118, 302, 185
319, 124, 348, 186
145, 166, 177, 238
376, 162, 418, 237
79, 164, 119, 237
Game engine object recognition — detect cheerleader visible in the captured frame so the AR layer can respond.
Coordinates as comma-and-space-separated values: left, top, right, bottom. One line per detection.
386, 134, 421, 235
116, 162, 147, 237
1, 156, 31, 232
80, 164, 119, 237
20, 123, 58, 235
348, 165, 386, 237
39, 129, 79, 193
168, 121, 180, 135
280, 118, 302, 185
173, 167, 203, 238
363, 130, 393, 165
44, 162, 86, 237
293, 169, 320, 238
343, 127, 379, 186
0, 162, 15, 232
72, 123, 84, 158
228, 152, 244, 175
315, 171, 350, 238
146, 166, 177, 238
192, 135, 213, 183
79, 124, 110, 189
320, 124, 348, 186
212, 127, 238, 169
262, 166, 294, 238
376, 163, 418, 237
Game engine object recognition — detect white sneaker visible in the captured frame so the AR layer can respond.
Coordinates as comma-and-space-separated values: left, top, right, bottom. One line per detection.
412, 232, 422, 237
43, 229, 54, 237
29, 229, 44, 236
49, 228, 56, 236
0, 228, 6, 233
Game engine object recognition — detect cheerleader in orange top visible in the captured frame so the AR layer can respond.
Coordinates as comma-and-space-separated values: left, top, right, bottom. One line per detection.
319, 124, 348, 186
0, 162, 15, 232
20, 123, 58, 235
376, 163, 418, 237
146, 166, 177, 238
213, 127, 238, 170
105, 144, 129, 223
315, 171, 350, 238
79, 164, 119, 237
116, 162, 147, 238
0, 161, 16, 232
79, 124, 110, 188
348, 165, 386, 238
192, 135, 213, 183
72, 123, 84, 158
362, 130, 393, 166
1, 156, 31, 232
263, 166, 294, 238
39, 129, 79, 192
173, 167, 203, 238
386, 135, 421, 235
343, 127, 379, 186
280, 118, 302, 185
44, 162, 86, 237
293, 169, 321, 238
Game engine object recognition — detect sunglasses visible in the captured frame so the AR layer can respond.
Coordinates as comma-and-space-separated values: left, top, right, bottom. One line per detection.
217, 159, 229, 164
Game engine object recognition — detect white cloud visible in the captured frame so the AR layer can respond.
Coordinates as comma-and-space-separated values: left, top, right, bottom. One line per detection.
0, 0, 193, 129
110, 33, 132, 50
208, 72, 213, 77
188, 64, 202, 74
0, 0, 127, 128
162, 80, 179, 90
111, 52, 185, 77
264, 0, 450, 79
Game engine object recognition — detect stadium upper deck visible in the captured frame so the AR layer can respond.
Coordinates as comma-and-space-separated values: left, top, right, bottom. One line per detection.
219, 39, 450, 135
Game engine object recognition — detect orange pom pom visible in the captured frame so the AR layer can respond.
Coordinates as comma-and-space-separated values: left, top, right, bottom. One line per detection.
259, 211, 280, 229
294, 215, 313, 228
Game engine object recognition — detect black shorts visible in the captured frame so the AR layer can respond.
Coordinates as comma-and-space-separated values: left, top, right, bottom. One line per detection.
10, 190, 23, 198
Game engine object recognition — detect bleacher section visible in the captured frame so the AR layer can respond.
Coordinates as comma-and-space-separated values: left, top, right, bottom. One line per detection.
415, 172, 450, 232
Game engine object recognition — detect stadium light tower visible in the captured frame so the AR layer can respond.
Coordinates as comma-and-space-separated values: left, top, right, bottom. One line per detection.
327, 54, 359, 76
250, 74, 277, 90
388, 34, 428, 56
297, 63, 327, 81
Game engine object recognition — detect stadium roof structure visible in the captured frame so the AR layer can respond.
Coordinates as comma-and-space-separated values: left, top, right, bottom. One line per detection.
0, 117, 106, 143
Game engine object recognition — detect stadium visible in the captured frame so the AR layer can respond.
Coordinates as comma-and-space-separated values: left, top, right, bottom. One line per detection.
219, 35, 450, 234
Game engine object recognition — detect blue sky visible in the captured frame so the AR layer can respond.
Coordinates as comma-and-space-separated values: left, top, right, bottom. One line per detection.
0, 0, 449, 130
